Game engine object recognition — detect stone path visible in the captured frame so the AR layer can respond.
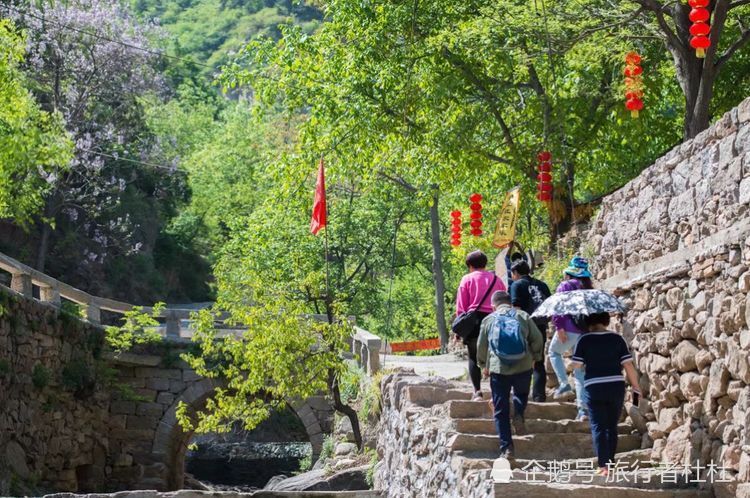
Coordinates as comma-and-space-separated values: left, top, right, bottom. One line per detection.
403, 382, 713, 497
379, 353, 466, 380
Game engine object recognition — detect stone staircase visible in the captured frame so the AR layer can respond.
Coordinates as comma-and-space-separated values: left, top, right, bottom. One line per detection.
404, 384, 714, 497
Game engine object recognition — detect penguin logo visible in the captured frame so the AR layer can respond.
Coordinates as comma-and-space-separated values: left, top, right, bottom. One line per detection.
491, 457, 513, 483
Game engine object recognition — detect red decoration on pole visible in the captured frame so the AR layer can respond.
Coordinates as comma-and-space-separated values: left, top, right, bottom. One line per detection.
450, 210, 462, 246
310, 158, 327, 235
688, 0, 711, 58
469, 194, 483, 236
624, 52, 644, 118
536, 151, 553, 203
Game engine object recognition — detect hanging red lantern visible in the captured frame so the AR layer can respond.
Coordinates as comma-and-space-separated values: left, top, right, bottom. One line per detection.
688, 1, 711, 58
623, 52, 644, 118
536, 151, 553, 204
450, 210, 462, 246
469, 194, 483, 236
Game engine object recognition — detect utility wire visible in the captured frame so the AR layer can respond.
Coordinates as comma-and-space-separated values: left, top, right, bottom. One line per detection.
2, 3, 214, 71
78, 148, 188, 174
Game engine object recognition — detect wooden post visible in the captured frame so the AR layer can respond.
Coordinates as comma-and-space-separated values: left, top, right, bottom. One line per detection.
11, 273, 32, 297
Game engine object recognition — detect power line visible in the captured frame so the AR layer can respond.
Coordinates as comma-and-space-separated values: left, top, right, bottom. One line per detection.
78, 147, 188, 174
2, 3, 214, 72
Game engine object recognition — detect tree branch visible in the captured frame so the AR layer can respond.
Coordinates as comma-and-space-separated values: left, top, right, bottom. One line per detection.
631, 0, 686, 55
378, 172, 418, 192
715, 27, 750, 70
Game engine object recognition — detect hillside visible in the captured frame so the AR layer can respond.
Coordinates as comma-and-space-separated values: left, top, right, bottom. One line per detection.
130, 0, 322, 75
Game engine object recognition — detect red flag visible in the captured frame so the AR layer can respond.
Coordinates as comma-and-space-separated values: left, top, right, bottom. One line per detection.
310, 158, 327, 235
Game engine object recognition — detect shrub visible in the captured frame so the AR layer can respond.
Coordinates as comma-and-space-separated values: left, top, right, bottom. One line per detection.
297, 453, 312, 473
320, 434, 336, 462
31, 364, 50, 389
339, 361, 365, 404
62, 359, 95, 398
358, 371, 384, 423
365, 447, 378, 487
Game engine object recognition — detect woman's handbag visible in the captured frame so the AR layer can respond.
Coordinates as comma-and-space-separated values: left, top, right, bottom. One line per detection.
451, 275, 497, 340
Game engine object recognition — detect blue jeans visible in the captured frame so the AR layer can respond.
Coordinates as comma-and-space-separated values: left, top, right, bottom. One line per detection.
587, 383, 625, 468
548, 331, 587, 413
490, 370, 532, 452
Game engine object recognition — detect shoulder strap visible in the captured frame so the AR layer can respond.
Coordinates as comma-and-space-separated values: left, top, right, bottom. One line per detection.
473, 274, 497, 311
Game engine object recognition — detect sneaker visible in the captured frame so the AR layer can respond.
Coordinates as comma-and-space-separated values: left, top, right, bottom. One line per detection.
596, 467, 608, 477
532, 396, 547, 403
472, 391, 483, 401
512, 414, 526, 435
554, 384, 572, 396
576, 410, 589, 422
499, 448, 514, 460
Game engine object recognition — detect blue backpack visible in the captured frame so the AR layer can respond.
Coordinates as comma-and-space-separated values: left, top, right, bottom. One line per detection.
489, 309, 527, 365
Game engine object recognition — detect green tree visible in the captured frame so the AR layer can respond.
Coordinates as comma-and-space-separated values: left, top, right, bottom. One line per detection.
0, 19, 72, 224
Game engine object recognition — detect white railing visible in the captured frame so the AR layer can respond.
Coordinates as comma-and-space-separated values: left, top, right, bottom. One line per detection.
352, 326, 382, 375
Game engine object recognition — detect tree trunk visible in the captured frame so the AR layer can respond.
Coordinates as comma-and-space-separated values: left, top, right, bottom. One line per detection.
327, 369, 363, 450
429, 185, 449, 351
35, 197, 57, 272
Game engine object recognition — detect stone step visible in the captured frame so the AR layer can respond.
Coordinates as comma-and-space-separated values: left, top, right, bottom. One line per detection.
492, 481, 711, 497
447, 432, 642, 460
447, 400, 579, 421
404, 384, 472, 407
454, 448, 657, 471
453, 417, 633, 435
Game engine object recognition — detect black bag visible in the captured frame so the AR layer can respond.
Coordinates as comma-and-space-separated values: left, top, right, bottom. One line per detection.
452, 274, 498, 340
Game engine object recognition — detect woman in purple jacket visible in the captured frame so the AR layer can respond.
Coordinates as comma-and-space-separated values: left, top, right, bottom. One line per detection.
548, 257, 593, 421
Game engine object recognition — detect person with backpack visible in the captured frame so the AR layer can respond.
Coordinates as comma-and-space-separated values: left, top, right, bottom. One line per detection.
453, 250, 507, 401
509, 260, 551, 402
477, 291, 543, 459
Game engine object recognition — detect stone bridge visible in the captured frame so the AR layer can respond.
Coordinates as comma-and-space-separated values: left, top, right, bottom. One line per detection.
0, 250, 384, 493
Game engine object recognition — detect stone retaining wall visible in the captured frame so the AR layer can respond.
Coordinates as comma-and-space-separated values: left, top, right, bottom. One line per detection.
588, 97, 750, 487
0, 286, 334, 494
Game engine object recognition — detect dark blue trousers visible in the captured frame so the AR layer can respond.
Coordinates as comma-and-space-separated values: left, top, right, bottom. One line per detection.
490, 370, 532, 452
586, 382, 625, 468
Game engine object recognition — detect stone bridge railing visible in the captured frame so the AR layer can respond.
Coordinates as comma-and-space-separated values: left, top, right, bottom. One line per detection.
0, 251, 383, 374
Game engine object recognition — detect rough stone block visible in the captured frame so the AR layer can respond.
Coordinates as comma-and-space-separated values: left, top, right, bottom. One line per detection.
110, 401, 136, 415
146, 378, 170, 391
126, 415, 159, 431
136, 402, 165, 417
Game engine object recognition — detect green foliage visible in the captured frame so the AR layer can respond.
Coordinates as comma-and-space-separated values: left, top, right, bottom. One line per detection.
0, 20, 73, 225
297, 453, 313, 474
339, 362, 365, 405
319, 434, 336, 462
131, 0, 322, 77
365, 447, 378, 487
61, 359, 95, 398
31, 364, 50, 390
358, 371, 384, 424
105, 303, 165, 353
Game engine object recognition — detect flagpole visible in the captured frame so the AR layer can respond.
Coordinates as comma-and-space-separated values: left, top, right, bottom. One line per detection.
322, 154, 331, 324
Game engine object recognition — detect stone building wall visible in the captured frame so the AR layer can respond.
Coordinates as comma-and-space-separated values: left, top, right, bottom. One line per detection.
588, 97, 750, 484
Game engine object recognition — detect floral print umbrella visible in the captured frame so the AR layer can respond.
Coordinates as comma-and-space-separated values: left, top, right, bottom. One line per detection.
531, 289, 627, 318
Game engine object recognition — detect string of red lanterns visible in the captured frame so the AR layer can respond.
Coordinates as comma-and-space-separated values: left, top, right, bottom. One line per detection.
450, 210, 462, 246
536, 151, 553, 203
469, 193, 483, 236
689, 0, 711, 58
624, 52, 644, 119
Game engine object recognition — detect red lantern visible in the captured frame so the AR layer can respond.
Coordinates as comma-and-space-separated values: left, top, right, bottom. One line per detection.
689, 6, 712, 57
450, 210, 462, 246
469, 193, 483, 236
536, 151, 553, 204
623, 52, 644, 118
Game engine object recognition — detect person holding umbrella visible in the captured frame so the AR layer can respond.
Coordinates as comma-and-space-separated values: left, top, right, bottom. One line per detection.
533, 289, 641, 476
548, 257, 592, 421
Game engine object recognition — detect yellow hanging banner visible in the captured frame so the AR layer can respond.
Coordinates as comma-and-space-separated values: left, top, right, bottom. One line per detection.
492, 187, 521, 249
